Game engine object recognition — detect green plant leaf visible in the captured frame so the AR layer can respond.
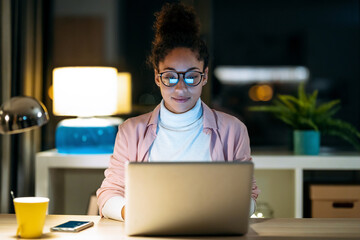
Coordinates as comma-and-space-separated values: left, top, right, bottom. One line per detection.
316, 100, 341, 117
322, 118, 360, 138
324, 129, 360, 151
297, 117, 318, 131
298, 83, 307, 103
276, 115, 297, 129
308, 90, 318, 113
277, 95, 298, 112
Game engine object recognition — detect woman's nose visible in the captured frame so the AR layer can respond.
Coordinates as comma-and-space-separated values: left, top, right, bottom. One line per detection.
174, 75, 187, 90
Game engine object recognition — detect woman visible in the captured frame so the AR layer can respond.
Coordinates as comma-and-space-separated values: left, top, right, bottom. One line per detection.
97, 2, 259, 221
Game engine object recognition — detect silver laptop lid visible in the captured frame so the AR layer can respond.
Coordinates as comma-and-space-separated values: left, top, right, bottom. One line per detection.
125, 161, 253, 236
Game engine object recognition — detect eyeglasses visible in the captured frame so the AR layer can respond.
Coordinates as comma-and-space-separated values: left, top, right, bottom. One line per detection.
158, 71, 204, 87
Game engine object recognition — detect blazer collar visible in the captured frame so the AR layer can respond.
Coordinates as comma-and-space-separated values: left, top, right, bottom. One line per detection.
148, 104, 160, 129
138, 104, 160, 161
201, 101, 218, 131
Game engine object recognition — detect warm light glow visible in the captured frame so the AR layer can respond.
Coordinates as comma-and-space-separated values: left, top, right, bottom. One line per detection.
116, 72, 132, 114
249, 84, 273, 101
59, 117, 122, 127
53, 67, 118, 117
48, 85, 53, 100
251, 212, 265, 218
214, 66, 309, 84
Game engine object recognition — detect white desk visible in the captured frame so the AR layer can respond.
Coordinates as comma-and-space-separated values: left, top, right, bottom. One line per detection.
35, 150, 360, 216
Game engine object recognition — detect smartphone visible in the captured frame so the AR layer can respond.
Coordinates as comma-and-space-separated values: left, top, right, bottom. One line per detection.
50, 220, 94, 232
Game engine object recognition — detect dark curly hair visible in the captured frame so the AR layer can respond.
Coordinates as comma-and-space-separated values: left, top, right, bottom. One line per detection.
148, 2, 209, 71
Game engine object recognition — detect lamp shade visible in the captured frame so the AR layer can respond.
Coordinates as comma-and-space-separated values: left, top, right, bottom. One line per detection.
53, 67, 118, 117
0, 96, 49, 134
116, 72, 132, 114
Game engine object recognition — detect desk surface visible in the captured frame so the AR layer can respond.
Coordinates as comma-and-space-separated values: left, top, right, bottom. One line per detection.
1, 214, 360, 240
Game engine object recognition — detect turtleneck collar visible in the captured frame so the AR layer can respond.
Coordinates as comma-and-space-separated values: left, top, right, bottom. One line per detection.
159, 98, 203, 129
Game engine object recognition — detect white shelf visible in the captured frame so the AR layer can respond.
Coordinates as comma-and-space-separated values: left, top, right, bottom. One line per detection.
253, 154, 360, 169
35, 149, 360, 216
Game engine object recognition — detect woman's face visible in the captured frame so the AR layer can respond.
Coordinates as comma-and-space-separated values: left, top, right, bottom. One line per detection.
155, 47, 208, 114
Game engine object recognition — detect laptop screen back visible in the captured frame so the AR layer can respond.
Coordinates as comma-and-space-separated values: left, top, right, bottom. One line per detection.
125, 161, 253, 236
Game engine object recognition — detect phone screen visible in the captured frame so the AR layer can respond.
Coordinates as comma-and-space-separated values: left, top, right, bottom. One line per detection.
51, 221, 94, 232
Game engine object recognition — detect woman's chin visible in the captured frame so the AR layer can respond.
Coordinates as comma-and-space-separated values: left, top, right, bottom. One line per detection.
165, 98, 197, 114
168, 105, 192, 114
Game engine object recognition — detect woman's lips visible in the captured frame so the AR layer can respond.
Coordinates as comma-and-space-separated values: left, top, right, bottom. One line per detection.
172, 97, 190, 103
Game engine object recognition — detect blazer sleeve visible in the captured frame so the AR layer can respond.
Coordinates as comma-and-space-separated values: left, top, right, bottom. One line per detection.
234, 123, 260, 201
96, 125, 129, 217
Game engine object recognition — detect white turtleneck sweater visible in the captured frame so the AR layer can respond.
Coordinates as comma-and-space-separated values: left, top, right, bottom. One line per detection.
149, 98, 211, 161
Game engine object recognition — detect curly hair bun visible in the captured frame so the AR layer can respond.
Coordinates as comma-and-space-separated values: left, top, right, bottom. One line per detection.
148, 2, 209, 70
154, 2, 200, 43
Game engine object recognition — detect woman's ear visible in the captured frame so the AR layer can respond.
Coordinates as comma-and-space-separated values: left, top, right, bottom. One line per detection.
154, 70, 161, 87
202, 67, 209, 86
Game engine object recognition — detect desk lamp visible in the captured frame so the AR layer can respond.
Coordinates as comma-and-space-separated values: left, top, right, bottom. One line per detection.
0, 96, 49, 134
52, 66, 125, 154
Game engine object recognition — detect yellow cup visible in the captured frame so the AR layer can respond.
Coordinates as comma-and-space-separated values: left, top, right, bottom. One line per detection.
13, 197, 49, 239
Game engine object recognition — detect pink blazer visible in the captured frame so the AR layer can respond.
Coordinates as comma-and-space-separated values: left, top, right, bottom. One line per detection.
97, 101, 260, 216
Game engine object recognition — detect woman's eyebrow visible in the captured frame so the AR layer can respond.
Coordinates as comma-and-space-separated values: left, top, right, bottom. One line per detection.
162, 67, 200, 72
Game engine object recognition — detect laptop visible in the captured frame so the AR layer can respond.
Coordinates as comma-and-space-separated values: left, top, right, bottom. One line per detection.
125, 161, 253, 236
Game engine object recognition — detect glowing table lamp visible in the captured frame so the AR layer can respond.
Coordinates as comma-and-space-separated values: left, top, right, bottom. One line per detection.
53, 67, 124, 154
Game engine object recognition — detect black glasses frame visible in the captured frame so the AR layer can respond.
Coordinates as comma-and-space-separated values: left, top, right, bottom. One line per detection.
157, 70, 205, 87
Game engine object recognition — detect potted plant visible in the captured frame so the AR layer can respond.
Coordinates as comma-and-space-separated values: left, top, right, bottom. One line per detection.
249, 83, 360, 155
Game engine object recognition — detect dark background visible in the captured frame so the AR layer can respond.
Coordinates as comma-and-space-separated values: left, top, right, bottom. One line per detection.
43, 0, 360, 152
211, 0, 359, 149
